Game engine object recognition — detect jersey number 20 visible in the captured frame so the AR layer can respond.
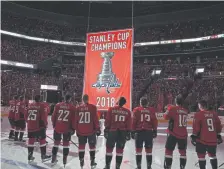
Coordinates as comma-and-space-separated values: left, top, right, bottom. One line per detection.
79, 112, 90, 123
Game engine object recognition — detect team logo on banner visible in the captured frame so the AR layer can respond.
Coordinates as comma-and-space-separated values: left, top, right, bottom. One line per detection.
92, 52, 121, 94
83, 29, 133, 110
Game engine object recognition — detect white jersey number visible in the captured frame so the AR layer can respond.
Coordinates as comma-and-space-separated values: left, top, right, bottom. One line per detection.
115, 115, 125, 122
179, 114, 187, 127
58, 110, 70, 121
207, 118, 215, 132
141, 114, 151, 122
28, 110, 37, 121
79, 112, 91, 124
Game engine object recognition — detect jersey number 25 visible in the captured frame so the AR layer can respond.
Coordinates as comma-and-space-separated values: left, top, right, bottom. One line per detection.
28, 110, 37, 120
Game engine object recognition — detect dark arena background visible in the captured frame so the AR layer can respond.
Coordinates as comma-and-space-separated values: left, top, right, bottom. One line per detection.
1, 1, 224, 169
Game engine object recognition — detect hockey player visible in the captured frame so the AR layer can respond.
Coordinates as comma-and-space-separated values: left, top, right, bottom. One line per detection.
8, 95, 18, 139
132, 97, 158, 169
25, 95, 51, 163
51, 94, 76, 167
191, 100, 223, 169
14, 96, 26, 141
74, 94, 101, 169
35, 98, 50, 144
163, 95, 189, 169
104, 97, 132, 169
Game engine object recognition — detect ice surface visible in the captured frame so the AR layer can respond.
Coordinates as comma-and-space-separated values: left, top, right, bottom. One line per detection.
1, 117, 224, 169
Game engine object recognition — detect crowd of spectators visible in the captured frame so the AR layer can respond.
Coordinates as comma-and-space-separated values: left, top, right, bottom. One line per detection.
2, 11, 224, 42
138, 57, 224, 111
135, 15, 224, 42
2, 55, 224, 112
1, 35, 59, 64
1, 8, 224, 111
135, 38, 224, 56
1, 35, 85, 64
1, 70, 60, 102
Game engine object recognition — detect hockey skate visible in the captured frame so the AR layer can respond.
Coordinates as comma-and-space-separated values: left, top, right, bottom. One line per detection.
51, 155, 58, 166
90, 159, 97, 169
147, 163, 152, 169
63, 156, 67, 168
8, 131, 15, 140
41, 154, 51, 162
103, 165, 110, 169
8, 135, 14, 140
135, 164, 141, 169
80, 158, 84, 169
28, 153, 35, 164
19, 138, 26, 142
116, 163, 121, 169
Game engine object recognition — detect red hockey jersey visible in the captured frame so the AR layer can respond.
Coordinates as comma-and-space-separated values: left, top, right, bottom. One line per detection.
42, 102, 50, 115
164, 105, 188, 139
25, 102, 47, 132
105, 106, 132, 131
132, 106, 158, 131
52, 102, 76, 134
14, 101, 26, 121
74, 103, 100, 136
42, 102, 50, 126
193, 110, 222, 146
8, 100, 18, 119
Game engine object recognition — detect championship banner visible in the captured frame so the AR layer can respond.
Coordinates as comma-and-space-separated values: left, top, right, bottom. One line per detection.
83, 29, 133, 110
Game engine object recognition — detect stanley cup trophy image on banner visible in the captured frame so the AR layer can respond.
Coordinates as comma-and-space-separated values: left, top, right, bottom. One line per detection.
92, 52, 121, 94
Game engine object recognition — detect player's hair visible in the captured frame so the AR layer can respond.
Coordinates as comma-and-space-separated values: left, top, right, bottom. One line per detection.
198, 100, 208, 109
82, 94, 89, 103
65, 94, 72, 102
13, 95, 18, 100
140, 97, 148, 107
19, 96, 24, 101
118, 97, 126, 107
34, 95, 41, 102
175, 95, 183, 106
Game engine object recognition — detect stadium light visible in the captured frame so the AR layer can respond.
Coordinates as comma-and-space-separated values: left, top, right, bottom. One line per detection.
152, 69, 162, 75
195, 68, 204, 74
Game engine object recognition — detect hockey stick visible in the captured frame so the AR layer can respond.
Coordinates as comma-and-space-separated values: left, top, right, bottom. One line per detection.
70, 139, 79, 148
219, 162, 224, 168
195, 162, 199, 167
46, 134, 79, 148
46, 135, 63, 146
195, 161, 224, 168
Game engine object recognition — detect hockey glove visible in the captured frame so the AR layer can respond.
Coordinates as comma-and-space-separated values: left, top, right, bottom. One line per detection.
96, 129, 101, 136
104, 129, 109, 139
126, 131, 131, 141
190, 134, 197, 146
217, 134, 223, 145
153, 130, 157, 138
131, 131, 136, 140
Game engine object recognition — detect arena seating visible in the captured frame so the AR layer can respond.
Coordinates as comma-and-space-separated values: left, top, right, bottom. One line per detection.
1, 10, 224, 111
2, 11, 224, 41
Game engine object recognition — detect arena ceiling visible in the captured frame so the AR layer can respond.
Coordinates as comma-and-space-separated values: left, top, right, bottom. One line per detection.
12, 1, 224, 18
